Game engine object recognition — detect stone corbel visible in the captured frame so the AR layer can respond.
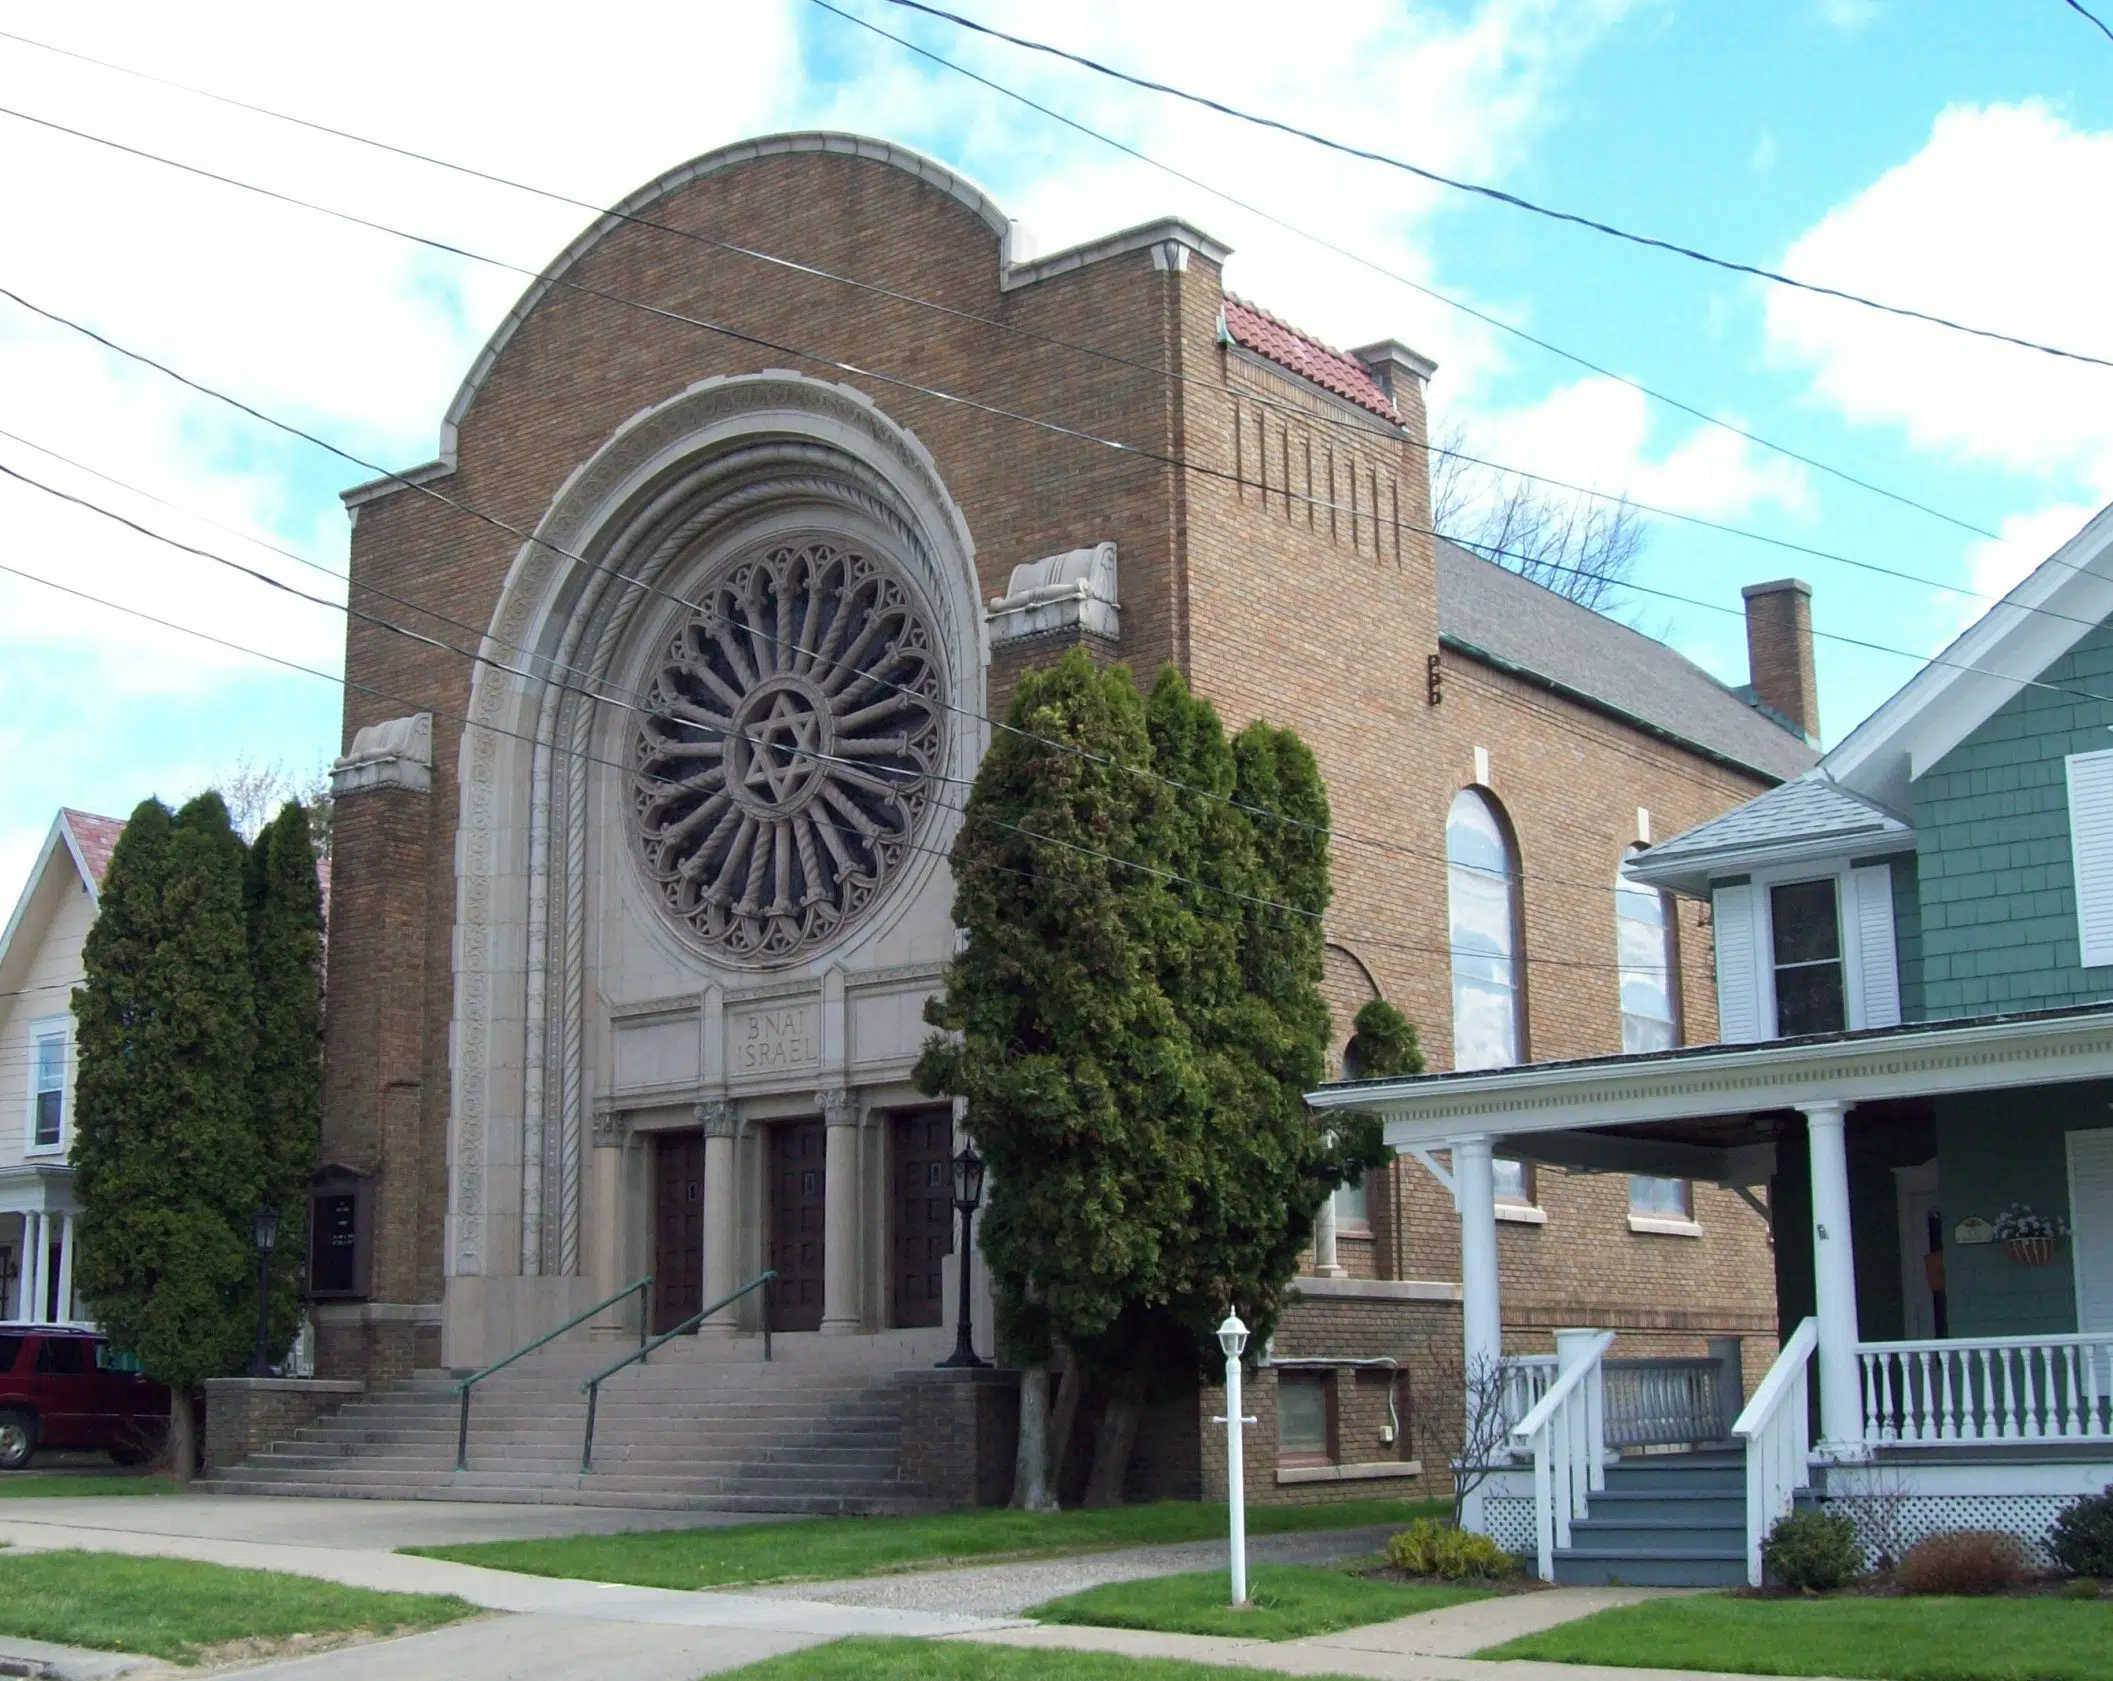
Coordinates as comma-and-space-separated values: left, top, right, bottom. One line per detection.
331, 712, 433, 797
590, 1101, 629, 1149
985, 543, 1119, 646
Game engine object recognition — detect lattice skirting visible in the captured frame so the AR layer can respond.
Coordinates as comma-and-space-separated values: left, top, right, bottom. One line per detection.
1822, 1493, 2077, 1565
1480, 1495, 1539, 1556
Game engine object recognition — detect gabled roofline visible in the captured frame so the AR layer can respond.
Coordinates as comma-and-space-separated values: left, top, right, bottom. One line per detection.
0, 813, 96, 1005
1825, 499, 2113, 813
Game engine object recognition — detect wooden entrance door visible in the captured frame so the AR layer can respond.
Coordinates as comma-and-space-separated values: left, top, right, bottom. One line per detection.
892, 1110, 953, 1328
770, 1122, 826, 1332
653, 1130, 705, 1334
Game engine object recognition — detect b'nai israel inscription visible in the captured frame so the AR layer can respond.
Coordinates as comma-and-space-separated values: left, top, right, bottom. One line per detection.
734, 1005, 819, 1074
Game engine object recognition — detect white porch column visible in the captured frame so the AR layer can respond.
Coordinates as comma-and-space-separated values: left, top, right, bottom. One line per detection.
1803, 1102, 1867, 1458
1312, 1191, 1344, 1277
23, 1213, 46, 1325
54, 1214, 75, 1324
819, 1088, 862, 1334
697, 1101, 739, 1334
1453, 1136, 1503, 1378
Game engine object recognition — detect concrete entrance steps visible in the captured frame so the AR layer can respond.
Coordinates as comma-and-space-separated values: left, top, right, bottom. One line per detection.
1549, 1447, 1750, 1587
207, 1329, 955, 1512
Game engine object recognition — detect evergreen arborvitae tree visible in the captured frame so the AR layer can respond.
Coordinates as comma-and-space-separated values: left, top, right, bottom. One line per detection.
1346, 998, 1424, 1080
73, 793, 261, 1479
246, 800, 324, 1364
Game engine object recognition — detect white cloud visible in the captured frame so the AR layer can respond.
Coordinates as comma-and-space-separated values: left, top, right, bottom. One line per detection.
1815, 0, 1880, 31
1451, 375, 1811, 521
1961, 499, 2105, 606
1764, 101, 2113, 499
1751, 133, 1778, 173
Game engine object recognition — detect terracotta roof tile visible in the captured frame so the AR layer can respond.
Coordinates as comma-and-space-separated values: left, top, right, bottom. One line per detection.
61, 810, 126, 887
1222, 297, 1397, 421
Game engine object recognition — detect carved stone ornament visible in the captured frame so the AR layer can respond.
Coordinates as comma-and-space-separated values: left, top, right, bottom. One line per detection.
632, 539, 947, 965
590, 1105, 629, 1148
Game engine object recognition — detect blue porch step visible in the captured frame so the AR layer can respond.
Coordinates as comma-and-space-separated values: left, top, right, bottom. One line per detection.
1550, 1448, 1751, 1587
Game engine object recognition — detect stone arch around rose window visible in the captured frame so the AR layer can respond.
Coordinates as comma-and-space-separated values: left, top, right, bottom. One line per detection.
451, 373, 987, 1281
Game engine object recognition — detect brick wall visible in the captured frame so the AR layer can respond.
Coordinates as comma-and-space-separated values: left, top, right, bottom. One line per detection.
202, 1378, 362, 1475
896, 1367, 1020, 1508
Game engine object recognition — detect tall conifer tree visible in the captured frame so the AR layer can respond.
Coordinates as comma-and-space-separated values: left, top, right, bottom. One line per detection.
73, 794, 262, 1478
246, 801, 324, 1363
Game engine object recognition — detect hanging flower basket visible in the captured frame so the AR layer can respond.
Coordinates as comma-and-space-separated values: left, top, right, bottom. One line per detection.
2006, 1236, 2057, 1267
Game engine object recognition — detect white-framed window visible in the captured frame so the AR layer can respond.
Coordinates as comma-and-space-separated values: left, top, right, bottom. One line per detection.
1277, 1371, 1332, 1463
1710, 861, 1900, 1043
1616, 852, 1679, 1054
28, 1022, 67, 1153
1628, 1176, 1691, 1219
1447, 789, 1523, 1071
1333, 1172, 1369, 1231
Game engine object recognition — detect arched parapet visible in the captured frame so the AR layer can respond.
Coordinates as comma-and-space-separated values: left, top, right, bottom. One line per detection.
448, 371, 986, 1281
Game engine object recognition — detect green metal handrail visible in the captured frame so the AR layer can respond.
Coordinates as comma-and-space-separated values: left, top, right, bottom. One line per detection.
454, 1274, 652, 1471
579, 1269, 776, 1472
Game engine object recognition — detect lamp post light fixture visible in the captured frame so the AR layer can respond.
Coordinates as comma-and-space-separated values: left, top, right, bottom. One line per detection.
248, 1205, 280, 1378
1215, 1312, 1254, 1607
937, 1144, 988, 1369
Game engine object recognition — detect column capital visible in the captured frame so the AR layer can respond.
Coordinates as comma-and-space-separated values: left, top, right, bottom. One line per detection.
1448, 1133, 1495, 1160
1800, 1101, 1849, 1127
591, 1102, 629, 1149
817, 1086, 859, 1127
695, 1098, 740, 1138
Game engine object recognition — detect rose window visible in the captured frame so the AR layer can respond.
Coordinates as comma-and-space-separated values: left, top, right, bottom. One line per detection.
632, 540, 947, 963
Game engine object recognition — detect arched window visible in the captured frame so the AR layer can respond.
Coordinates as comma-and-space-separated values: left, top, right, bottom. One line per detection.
1447, 789, 1522, 1071
1616, 851, 1679, 1055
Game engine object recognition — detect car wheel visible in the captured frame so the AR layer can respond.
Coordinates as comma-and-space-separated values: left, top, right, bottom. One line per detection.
0, 1411, 36, 1472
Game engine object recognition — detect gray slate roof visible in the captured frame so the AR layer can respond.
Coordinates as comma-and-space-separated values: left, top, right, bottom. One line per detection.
1434, 539, 1819, 783
1627, 775, 1908, 875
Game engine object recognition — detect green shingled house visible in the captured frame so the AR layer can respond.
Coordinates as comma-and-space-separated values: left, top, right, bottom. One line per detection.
1312, 503, 2113, 1587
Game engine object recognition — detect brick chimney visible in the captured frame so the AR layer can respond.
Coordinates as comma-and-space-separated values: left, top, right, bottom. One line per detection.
1742, 578, 1819, 745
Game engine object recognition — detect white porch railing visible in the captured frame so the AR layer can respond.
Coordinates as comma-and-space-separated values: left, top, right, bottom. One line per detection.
1733, 1316, 1816, 1589
1502, 1351, 1728, 1449
1858, 1332, 2113, 1446
1510, 1330, 1614, 1581
1500, 1355, 1557, 1428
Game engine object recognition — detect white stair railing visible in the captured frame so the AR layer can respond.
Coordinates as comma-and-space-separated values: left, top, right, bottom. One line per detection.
1857, 1332, 2113, 1445
1733, 1317, 1816, 1588
1510, 1329, 1614, 1581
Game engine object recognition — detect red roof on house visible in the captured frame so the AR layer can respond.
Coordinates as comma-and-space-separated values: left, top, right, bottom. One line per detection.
1221, 297, 1397, 421
60, 810, 125, 887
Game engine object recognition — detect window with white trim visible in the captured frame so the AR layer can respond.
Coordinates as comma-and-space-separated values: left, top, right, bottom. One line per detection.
1616, 854, 1679, 1054
1333, 1172, 1369, 1230
1628, 1175, 1691, 1220
1492, 1157, 1534, 1206
1769, 878, 1846, 1036
1712, 862, 1900, 1041
30, 1026, 66, 1151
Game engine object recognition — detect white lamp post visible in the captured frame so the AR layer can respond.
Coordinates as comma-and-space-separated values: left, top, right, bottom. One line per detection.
1216, 1312, 1253, 1608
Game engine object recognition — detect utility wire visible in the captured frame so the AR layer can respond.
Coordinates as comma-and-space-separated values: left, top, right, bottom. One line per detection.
874, 0, 2113, 372
0, 16, 2001, 544
2064, 0, 2113, 44
0, 540, 1688, 981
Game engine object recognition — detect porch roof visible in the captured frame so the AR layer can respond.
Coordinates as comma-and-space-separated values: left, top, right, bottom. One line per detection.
1306, 1001, 2113, 1163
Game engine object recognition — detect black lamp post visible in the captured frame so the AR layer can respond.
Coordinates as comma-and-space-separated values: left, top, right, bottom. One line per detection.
248, 1206, 280, 1378
938, 1143, 988, 1369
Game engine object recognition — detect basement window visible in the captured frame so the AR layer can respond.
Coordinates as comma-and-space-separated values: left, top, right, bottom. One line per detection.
1277, 1372, 1333, 1464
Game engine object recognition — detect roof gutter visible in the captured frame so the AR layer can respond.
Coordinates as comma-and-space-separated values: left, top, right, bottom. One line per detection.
1439, 632, 1799, 786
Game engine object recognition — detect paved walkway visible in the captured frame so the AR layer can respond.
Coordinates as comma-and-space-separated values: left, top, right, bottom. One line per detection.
0, 1495, 1735, 1681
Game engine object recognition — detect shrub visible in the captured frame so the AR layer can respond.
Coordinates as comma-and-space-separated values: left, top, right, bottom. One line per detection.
1762, 1509, 1862, 1592
1385, 1518, 1517, 1580
2050, 1485, 2113, 1578
1895, 1529, 2030, 1595
2061, 1576, 2103, 1601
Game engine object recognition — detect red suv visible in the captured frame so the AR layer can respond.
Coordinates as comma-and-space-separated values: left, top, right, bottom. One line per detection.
0, 1328, 169, 1471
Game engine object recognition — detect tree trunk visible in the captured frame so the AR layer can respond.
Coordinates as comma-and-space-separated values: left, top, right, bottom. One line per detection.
1046, 1349, 1083, 1501
169, 1390, 201, 1484
1010, 1365, 1056, 1510
1080, 1393, 1140, 1508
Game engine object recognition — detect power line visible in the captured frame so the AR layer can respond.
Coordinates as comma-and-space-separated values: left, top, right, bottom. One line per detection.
0, 540, 1686, 981
2064, 0, 2113, 44
0, 17, 2002, 544
806, 0, 2001, 543
874, 0, 2113, 373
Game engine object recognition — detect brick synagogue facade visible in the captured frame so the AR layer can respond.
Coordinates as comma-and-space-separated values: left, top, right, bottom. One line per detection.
316, 134, 1817, 1504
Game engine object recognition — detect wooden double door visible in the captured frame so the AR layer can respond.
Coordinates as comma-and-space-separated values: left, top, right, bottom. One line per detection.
770, 1121, 828, 1332
892, 1109, 954, 1329
652, 1131, 706, 1334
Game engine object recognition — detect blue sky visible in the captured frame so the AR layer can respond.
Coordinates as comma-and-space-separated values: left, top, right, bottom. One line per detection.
2, 0, 2110, 910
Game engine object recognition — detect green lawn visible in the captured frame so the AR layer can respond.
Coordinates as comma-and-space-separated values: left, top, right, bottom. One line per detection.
1482, 1593, 2113, 1681
0, 1551, 475, 1665
1029, 1563, 1490, 1641
720, 1636, 1360, 1678
407, 1498, 1443, 1590
0, 1473, 178, 1498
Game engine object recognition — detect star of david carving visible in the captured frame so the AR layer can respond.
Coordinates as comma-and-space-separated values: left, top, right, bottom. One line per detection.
742, 689, 824, 806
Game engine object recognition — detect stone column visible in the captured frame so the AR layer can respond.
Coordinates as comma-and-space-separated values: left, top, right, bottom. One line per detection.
1452, 1136, 1503, 1379
1803, 1102, 1866, 1457
698, 1100, 740, 1334
819, 1088, 861, 1335
1313, 1189, 1344, 1277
